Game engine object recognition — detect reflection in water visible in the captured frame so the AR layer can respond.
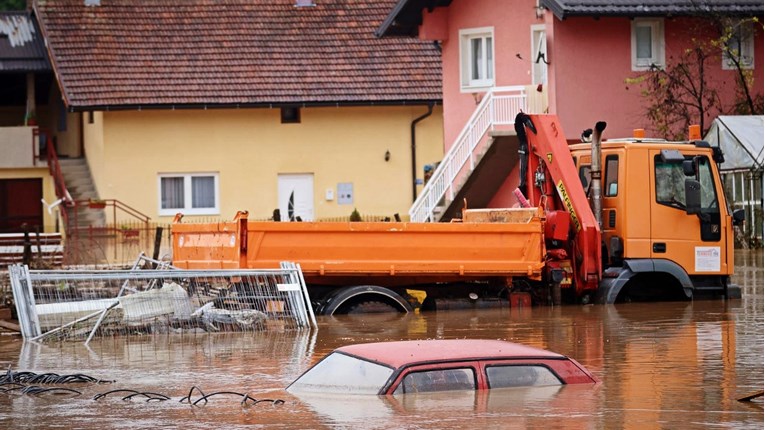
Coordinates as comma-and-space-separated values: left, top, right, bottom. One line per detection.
0, 250, 761, 429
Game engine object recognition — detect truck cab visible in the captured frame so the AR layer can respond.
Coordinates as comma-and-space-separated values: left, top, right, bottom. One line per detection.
570, 139, 741, 303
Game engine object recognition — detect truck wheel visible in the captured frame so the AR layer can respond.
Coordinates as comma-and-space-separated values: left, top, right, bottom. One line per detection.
346, 301, 399, 314
318, 285, 413, 315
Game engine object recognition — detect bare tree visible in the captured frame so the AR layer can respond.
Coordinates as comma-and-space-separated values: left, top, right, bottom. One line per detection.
716, 17, 764, 115
628, 17, 762, 140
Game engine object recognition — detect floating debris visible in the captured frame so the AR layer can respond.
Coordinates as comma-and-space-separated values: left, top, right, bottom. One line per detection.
20, 386, 82, 396
93, 389, 169, 402
95, 385, 286, 406
1, 367, 114, 385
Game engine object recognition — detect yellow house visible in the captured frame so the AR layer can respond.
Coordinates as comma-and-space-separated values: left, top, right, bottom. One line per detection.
34, 0, 444, 225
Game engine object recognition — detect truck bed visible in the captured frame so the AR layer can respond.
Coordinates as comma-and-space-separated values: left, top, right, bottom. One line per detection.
172, 209, 546, 286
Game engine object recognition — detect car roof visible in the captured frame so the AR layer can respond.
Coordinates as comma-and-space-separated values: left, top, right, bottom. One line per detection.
336, 339, 565, 369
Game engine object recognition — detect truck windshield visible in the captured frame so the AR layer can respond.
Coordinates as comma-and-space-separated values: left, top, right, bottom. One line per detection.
655, 155, 719, 213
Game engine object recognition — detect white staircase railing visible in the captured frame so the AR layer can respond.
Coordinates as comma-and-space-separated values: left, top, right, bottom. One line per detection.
410, 86, 542, 222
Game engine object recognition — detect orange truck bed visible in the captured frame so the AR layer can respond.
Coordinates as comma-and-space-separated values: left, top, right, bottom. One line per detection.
172, 209, 547, 286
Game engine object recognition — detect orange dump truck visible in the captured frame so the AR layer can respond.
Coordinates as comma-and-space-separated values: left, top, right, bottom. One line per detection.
172, 114, 743, 315
172, 207, 549, 314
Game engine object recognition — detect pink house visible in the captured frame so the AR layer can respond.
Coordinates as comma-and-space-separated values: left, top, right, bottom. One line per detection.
379, 0, 763, 221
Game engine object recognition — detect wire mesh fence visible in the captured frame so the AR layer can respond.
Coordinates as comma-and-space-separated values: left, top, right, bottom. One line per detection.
64, 222, 172, 268
9, 257, 315, 343
313, 213, 405, 222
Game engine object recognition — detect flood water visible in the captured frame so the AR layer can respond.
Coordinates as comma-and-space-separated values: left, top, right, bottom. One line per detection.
0, 250, 762, 429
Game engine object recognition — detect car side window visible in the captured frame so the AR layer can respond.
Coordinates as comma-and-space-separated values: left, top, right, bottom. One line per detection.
394, 368, 475, 394
485, 365, 562, 388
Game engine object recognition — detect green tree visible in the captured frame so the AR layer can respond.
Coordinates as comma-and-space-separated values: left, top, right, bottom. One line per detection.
0, 0, 26, 11
349, 208, 362, 222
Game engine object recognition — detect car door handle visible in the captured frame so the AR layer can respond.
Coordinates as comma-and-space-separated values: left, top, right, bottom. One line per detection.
653, 243, 666, 253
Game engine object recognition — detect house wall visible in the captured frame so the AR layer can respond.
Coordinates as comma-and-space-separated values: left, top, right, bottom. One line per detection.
434, 0, 541, 149
82, 111, 105, 198
549, 15, 764, 140
83, 106, 443, 222
0, 167, 57, 231
426, 1, 763, 143
0, 127, 37, 168
47, 85, 82, 158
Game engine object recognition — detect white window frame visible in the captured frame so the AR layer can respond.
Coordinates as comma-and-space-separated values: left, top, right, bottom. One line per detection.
631, 18, 665, 71
723, 21, 754, 70
158, 172, 219, 216
459, 27, 495, 91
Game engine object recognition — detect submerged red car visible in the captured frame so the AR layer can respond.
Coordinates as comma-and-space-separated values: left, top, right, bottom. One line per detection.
287, 339, 599, 395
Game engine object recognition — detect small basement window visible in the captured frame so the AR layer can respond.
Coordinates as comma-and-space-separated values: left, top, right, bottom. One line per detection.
281, 107, 301, 124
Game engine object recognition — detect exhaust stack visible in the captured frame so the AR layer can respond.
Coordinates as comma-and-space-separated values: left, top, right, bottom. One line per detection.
591, 121, 607, 228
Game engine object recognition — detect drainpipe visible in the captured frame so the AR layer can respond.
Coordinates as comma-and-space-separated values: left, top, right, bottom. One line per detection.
25, 73, 35, 125
411, 103, 434, 202
591, 121, 607, 228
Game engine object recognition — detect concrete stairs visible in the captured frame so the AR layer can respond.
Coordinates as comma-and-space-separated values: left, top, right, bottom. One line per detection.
437, 132, 521, 221
57, 158, 106, 228
409, 86, 537, 222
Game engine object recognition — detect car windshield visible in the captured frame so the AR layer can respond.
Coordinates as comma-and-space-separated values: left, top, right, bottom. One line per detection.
287, 352, 394, 395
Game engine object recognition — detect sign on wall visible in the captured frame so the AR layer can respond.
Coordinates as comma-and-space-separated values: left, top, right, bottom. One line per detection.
337, 182, 354, 205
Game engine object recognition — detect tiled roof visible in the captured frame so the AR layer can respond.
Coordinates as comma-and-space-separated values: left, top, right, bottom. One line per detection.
540, 0, 764, 19
34, 0, 442, 110
0, 12, 51, 72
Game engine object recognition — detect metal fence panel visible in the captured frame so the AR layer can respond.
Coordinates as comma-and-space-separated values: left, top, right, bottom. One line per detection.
8, 262, 315, 342
723, 170, 764, 247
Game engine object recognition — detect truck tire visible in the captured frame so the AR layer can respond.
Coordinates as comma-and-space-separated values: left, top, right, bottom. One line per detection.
597, 259, 693, 304
318, 285, 413, 315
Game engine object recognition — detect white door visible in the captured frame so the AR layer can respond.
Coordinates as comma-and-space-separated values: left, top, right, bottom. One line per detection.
278, 173, 314, 221
531, 26, 547, 85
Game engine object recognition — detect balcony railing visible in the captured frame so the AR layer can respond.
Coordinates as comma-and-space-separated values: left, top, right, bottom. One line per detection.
0, 126, 47, 169
409, 85, 547, 222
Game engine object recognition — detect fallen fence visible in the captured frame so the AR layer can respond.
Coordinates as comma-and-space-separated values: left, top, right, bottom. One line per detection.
9, 259, 316, 342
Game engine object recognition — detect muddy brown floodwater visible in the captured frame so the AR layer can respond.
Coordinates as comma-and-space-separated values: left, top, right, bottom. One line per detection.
0, 250, 762, 429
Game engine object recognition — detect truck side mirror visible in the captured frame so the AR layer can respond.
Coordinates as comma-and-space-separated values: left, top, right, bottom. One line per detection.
711, 147, 725, 164
682, 159, 696, 177
685, 179, 701, 215
732, 208, 745, 226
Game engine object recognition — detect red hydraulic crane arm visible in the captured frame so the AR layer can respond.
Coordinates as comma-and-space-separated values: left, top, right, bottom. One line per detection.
515, 113, 602, 296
